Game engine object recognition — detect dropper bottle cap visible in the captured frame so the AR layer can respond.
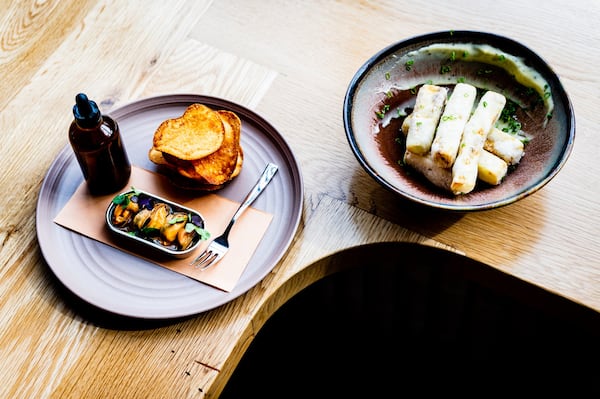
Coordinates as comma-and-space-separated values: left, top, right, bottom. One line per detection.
73, 93, 101, 128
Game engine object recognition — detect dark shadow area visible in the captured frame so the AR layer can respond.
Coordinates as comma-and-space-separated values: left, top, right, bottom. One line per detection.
42, 260, 189, 330
221, 243, 600, 398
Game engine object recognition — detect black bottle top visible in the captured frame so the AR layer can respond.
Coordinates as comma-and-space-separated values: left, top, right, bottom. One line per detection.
73, 93, 101, 128
69, 93, 131, 195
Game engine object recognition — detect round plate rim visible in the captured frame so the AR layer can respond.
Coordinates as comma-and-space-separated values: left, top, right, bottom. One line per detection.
36, 94, 304, 319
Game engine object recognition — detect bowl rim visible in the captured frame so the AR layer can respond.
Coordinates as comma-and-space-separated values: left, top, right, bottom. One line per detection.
343, 30, 576, 211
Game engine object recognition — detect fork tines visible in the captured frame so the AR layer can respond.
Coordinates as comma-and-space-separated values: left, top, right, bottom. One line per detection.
191, 250, 218, 269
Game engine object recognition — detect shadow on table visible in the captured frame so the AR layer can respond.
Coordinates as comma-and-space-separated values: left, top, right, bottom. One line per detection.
221, 243, 600, 398
45, 266, 191, 330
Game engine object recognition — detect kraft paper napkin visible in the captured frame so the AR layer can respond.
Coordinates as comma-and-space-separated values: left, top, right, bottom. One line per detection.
53, 166, 273, 292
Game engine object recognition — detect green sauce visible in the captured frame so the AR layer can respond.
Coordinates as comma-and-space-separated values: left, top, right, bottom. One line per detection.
412, 43, 553, 118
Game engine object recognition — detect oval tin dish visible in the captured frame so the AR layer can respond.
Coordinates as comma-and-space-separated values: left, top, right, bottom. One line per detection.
105, 188, 208, 258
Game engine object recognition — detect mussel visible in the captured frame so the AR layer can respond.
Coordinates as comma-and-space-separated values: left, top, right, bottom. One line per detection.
111, 200, 140, 227
145, 203, 170, 231
162, 212, 188, 244
132, 208, 152, 230
177, 226, 196, 250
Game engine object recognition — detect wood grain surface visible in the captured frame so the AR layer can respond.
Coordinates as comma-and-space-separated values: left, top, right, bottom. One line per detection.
0, 0, 598, 397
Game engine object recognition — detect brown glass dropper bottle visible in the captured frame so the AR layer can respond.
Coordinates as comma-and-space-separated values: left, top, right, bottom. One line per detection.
69, 93, 131, 195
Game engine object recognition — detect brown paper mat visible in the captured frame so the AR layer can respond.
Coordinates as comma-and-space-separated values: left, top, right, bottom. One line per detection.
53, 166, 273, 292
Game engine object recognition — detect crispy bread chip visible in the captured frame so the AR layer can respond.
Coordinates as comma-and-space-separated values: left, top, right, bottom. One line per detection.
166, 173, 226, 191
172, 149, 244, 191
175, 110, 241, 185
230, 146, 243, 179
149, 104, 244, 190
148, 147, 169, 166
152, 104, 224, 160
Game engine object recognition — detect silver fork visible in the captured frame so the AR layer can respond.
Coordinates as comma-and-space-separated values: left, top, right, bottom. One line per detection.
191, 163, 279, 270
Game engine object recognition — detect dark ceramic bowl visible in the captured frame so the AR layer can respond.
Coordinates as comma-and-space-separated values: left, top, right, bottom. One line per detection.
343, 30, 575, 211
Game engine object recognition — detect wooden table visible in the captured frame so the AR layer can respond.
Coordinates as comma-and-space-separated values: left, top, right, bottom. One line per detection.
1, 0, 598, 397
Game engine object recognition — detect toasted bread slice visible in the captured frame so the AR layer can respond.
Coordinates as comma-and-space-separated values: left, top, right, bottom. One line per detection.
148, 147, 169, 166
175, 110, 241, 185
148, 105, 244, 191
152, 104, 224, 160
230, 146, 243, 179
163, 171, 225, 191
169, 148, 244, 191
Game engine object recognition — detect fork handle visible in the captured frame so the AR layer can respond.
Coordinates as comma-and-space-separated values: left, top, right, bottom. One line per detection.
229, 163, 279, 227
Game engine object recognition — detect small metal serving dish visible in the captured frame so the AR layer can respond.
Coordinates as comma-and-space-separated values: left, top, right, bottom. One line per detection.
105, 188, 209, 258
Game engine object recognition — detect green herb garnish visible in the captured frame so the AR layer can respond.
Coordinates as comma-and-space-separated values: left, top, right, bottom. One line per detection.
112, 186, 141, 206
168, 216, 187, 224
375, 104, 390, 119
498, 99, 522, 133
185, 223, 211, 240
141, 227, 160, 236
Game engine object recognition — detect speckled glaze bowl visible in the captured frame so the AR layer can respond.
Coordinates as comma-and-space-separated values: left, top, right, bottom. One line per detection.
343, 30, 575, 211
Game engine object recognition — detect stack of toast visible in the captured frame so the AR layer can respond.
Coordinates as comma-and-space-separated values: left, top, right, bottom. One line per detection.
149, 103, 243, 190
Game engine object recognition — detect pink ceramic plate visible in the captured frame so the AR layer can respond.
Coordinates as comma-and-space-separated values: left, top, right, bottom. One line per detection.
36, 94, 303, 319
